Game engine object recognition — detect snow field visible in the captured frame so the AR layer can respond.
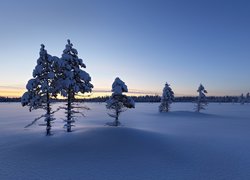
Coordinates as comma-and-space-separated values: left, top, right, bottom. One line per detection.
0, 103, 250, 180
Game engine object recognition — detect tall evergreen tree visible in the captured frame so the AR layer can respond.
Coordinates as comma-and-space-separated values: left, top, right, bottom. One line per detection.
195, 84, 208, 112
55, 40, 93, 132
106, 77, 135, 126
159, 82, 174, 112
21, 44, 58, 135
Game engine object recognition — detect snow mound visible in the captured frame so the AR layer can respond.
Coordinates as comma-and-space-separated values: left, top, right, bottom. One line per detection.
157, 110, 221, 118
0, 127, 175, 180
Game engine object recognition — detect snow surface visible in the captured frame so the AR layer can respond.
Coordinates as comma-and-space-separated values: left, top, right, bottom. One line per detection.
0, 103, 250, 180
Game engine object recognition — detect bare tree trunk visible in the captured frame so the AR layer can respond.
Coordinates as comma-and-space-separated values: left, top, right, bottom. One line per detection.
45, 57, 51, 136
197, 101, 201, 112
46, 91, 51, 135
115, 109, 119, 126
67, 88, 72, 132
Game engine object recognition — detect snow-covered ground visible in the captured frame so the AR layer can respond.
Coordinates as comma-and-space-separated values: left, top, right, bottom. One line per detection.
0, 102, 250, 180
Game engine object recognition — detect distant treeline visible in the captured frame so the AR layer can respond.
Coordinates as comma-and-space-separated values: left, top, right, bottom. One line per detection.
80, 95, 240, 103
0, 95, 240, 103
0, 97, 21, 102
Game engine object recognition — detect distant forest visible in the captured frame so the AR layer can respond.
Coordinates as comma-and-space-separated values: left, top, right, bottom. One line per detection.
0, 95, 240, 103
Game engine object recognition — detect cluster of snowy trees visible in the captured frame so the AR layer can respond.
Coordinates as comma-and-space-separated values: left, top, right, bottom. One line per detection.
22, 40, 135, 135
158, 84, 249, 113
159, 83, 208, 113
22, 40, 93, 135
21, 41, 249, 135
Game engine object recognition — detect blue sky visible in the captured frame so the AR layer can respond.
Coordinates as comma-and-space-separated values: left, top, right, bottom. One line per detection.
0, 0, 249, 97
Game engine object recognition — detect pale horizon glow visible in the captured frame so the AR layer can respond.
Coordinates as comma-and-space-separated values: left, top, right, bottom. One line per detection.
0, 85, 245, 98
0, 0, 249, 98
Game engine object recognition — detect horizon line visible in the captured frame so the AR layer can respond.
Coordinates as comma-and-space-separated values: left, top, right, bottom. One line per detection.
0, 85, 248, 98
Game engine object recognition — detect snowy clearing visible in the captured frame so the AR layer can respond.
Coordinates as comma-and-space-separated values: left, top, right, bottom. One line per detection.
0, 103, 250, 180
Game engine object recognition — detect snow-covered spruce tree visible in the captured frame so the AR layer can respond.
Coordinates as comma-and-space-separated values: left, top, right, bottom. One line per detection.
54, 40, 93, 132
21, 44, 58, 135
246, 93, 250, 103
159, 82, 174, 112
106, 77, 135, 126
238, 93, 245, 105
195, 84, 208, 112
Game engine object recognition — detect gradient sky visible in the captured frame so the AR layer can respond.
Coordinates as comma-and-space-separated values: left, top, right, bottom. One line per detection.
0, 0, 249, 97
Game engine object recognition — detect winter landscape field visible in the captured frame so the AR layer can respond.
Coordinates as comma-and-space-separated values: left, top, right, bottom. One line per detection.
1, 102, 250, 180
1, 0, 250, 180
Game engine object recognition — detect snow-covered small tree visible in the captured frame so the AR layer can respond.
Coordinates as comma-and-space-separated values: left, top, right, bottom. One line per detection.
106, 77, 135, 126
195, 84, 208, 112
238, 93, 245, 105
246, 93, 250, 103
159, 82, 174, 112
21, 44, 58, 135
54, 40, 93, 132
